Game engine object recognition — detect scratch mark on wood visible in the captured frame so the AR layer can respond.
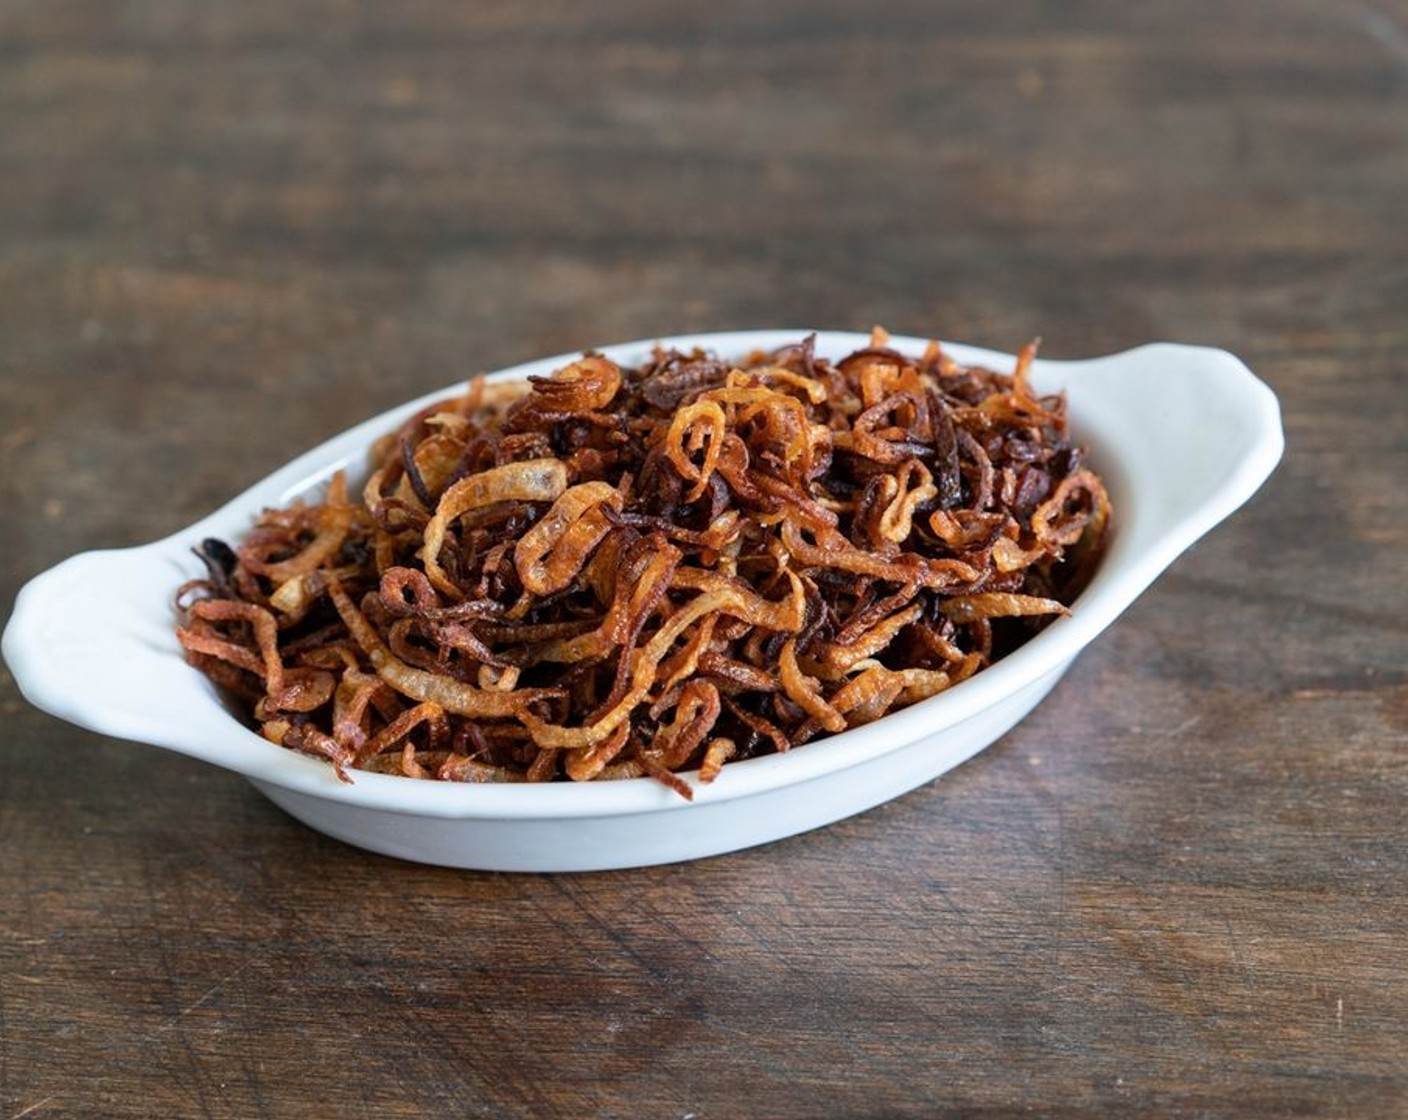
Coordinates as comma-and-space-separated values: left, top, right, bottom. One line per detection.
9, 1098, 56, 1120
144, 963, 248, 1041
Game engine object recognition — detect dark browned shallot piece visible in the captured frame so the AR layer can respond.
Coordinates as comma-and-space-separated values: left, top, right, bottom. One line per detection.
176, 330, 1110, 797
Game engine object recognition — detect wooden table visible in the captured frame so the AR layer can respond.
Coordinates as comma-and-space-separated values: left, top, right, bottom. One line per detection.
3, 2, 1405, 1115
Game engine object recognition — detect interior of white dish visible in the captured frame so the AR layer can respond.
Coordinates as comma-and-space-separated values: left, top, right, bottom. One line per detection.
3, 332, 1281, 820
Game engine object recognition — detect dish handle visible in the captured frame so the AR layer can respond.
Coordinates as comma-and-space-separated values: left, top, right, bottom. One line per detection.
1062, 342, 1284, 576
3, 544, 208, 748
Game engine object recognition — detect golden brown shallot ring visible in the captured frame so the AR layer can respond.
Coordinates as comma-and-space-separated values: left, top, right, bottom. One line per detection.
664, 400, 728, 502
514, 481, 624, 597
422, 458, 568, 596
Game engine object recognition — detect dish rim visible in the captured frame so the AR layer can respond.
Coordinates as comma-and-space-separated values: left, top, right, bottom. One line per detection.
3, 329, 1284, 820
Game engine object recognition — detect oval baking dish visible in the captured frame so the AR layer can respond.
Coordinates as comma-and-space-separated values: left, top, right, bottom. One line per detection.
2, 331, 1283, 871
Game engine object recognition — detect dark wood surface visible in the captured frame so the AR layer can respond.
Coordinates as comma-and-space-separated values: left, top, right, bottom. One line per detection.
2, 2, 1406, 1116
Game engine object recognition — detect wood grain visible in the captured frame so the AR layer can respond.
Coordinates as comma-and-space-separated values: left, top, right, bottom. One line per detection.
2, 1, 1405, 1116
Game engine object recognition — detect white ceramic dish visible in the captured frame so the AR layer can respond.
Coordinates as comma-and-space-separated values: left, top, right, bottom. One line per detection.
3, 331, 1282, 871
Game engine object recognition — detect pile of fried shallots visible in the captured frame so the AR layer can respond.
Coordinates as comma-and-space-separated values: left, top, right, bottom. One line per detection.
177, 330, 1109, 795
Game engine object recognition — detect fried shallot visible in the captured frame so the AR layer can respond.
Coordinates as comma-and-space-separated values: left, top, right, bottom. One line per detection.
176, 330, 1110, 796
